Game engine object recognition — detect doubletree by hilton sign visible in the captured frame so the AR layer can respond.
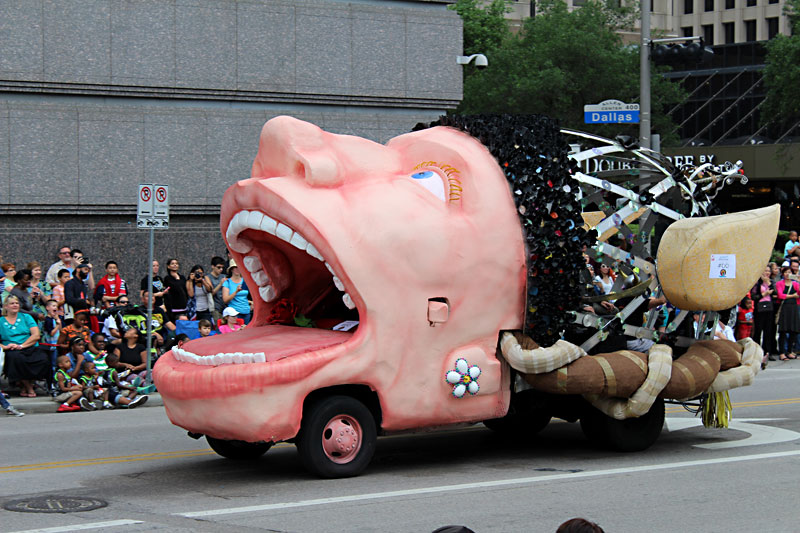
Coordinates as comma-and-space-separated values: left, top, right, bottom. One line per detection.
578, 152, 717, 174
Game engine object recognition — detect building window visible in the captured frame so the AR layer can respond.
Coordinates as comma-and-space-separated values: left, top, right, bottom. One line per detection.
705, 0, 714, 10
703, 24, 714, 44
746, 0, 756, 5
573, 0, 587, 6
723, 21, 735, 43
767, 17, 779, 39
684, 0, 694, 13
682, 26, 694, 37
768, 0, 778, 3
745, 19, 757, 41
725, 0, 734, 8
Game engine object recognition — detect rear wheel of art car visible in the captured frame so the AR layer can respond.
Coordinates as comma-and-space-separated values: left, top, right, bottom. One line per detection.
579, 398, 665, 452
297, 395, 377, 478
483, 390, 552, 436
206, 437, 273, 460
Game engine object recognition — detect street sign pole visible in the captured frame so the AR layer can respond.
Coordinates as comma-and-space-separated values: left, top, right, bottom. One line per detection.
137, 183, 168, 389
145, 225, 154, 386
640, 0, 651, 149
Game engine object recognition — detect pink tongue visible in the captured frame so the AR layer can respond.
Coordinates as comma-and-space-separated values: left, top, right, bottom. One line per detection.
181, 325, 352, 362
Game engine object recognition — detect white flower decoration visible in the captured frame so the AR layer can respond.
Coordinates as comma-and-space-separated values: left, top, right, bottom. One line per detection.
445, 358, 481, 398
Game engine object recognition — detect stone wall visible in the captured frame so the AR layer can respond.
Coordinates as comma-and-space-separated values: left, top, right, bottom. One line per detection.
0, 0, 462, 286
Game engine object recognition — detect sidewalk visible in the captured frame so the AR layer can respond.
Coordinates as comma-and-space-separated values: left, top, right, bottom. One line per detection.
4, 391, 163, 415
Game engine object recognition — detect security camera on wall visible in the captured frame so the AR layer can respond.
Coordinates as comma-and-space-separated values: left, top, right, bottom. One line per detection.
456, 54, 488, 69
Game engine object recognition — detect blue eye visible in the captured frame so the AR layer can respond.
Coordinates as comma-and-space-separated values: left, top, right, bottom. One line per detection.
409, 170, 446, 202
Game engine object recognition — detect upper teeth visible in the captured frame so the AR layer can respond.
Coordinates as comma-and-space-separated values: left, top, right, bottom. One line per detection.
227, 210, 356, 309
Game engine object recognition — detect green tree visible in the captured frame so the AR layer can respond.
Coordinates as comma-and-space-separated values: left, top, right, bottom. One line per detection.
452, 0, 685, 145
449, 0, 512, 56
763, 0, 800, 132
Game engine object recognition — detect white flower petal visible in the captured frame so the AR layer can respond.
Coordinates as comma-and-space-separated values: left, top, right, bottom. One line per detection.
446, 370, 462, 384
453, 384, 467, 398
468, 381, 480, 395
469, 366, 481, 380
455, 358, 469, 374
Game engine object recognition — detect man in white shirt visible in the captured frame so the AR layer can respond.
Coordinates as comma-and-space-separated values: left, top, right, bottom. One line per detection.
45, 246, 74, 286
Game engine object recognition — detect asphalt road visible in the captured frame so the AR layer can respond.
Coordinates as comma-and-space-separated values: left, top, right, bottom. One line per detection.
1, 362, 799, 533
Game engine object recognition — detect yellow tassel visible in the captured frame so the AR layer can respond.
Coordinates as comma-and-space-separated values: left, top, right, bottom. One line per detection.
702, 391, 732, 428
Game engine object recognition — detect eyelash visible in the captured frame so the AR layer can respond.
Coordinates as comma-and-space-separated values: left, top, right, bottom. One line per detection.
412, 162, 463, 204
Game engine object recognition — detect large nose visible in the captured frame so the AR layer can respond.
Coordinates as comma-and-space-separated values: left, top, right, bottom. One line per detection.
251, 116, 344, 187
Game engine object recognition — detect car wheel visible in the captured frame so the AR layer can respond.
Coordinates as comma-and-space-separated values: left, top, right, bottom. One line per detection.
206, 436, 272, 460
297, 395, 377, 478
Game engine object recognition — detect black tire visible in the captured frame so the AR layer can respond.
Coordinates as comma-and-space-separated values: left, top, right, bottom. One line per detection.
206, 436, 272, 460
580, 398, 665, 452
296, 395, 377, 478
483, 390, 552, 436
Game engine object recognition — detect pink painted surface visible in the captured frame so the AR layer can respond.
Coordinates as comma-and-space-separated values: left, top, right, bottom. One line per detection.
154, 116, 526, 443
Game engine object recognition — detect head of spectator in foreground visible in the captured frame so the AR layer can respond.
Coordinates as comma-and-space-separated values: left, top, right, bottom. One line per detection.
3, 295, 20, 317
790, 230, 798, 243
210, 256, 226, 276
73, 310, 89, 328
791, 257, 799, 274
105, 350, 119, 368
90, 332, 106, 353
781, 265, 793, 279
116, 295, 130, 307
2, 263, 16, 280
70, 249, 84, 264
123, 325, 142, 344
27, 261, 43, 282
56, 354, 72, 371
556, 518, 605, 533
198, 319, 212, 337
189, 264, 205, 284
74, 262, 91, 280
57, 246, 72, 266
82, 360, 97, 376
222, 306, 239, 325
166, 258, 180, 273
13, 269, 33, 288
68, 336, 86, 355
45, 299, 58, 316
105, 261, 118, 278
57, 269, 71, 286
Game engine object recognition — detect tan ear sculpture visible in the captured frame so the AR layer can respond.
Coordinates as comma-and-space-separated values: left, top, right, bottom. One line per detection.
656, 204, 780, 311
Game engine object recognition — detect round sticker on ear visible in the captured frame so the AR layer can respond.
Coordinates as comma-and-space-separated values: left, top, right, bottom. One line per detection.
410, 170, 446, 202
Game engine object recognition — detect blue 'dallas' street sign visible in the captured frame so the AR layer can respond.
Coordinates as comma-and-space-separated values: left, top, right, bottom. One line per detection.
584, 99, 640, 124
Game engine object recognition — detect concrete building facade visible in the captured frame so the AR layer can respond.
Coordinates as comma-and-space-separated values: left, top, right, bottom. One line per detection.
0, 0, 462, 288
504, 0, 793, 43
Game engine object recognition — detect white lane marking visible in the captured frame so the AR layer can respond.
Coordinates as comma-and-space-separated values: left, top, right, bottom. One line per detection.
8, 520, 143, 533
175, 449, 800, 518
665, 417, 800, 449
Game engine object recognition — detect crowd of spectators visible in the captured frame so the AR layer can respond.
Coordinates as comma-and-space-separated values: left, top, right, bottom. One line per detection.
0, 245, 252, 416
578, 231, 800, 368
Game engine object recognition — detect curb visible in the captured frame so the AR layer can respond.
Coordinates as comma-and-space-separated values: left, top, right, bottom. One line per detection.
4, 392, 163, 415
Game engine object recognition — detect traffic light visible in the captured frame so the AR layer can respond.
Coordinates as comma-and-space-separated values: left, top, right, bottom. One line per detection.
651, 40, 713, 66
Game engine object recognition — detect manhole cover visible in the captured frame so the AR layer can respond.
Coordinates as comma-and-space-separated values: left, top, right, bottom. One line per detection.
3, 496, 107, 513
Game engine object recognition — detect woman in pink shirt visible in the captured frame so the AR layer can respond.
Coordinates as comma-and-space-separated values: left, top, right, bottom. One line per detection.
219, 307, 245, 334
750, 267, 776, 363
775, 266, 800, 360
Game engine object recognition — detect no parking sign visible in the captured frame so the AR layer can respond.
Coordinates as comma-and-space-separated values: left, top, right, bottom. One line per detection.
137, 184, 169, 228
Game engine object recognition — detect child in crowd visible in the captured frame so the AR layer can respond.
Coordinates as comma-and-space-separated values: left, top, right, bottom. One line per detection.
79, 360, 103, 410
219, 307, 245, 334
42, 299, 61, 371
736, 295, 755, 340
51, 268, 71, 318
88, 332, 109, 372
58, 309, 92, 353
53, 355, 89, 412
100, 352, 148, 408
65, 336, 94, 379
198, 319, 214, 338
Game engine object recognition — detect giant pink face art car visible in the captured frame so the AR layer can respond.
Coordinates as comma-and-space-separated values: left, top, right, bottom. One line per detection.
154, 116, 527, 471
